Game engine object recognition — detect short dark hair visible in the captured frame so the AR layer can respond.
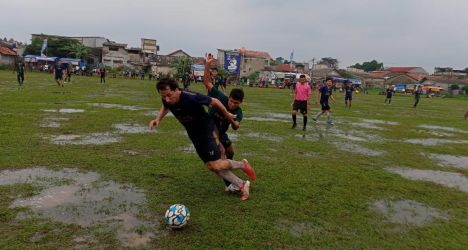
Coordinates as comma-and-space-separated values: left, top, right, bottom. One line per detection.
326, 77, 333, 82
156, 78, 179, 92
229, 88, 244, 102
300, 74, 306, 78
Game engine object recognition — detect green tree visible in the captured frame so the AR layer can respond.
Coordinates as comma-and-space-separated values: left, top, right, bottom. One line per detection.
464, 67, 468, 74
275, 57, 284, 64
319, 57, 339, 69
173, 57, 192, 79
352, 60, 384, 72
63, 43, 90, 59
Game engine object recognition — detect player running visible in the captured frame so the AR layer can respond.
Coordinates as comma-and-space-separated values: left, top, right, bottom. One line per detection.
313, 77, 336, 125
149, 78, 256, 200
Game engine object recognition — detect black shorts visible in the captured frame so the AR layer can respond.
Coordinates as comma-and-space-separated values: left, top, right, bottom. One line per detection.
293, 100, 308, 114
55, 75, 62, 80
320, 100, 330, 111
219, 132, 232, 148
190, 131, 221, 163
386, 94, 392, 99
345, 94, 352, 100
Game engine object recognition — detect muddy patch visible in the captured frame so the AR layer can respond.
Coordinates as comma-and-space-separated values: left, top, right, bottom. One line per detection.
40, 117, 70, 128
0, 167, 160, 247
49, 133, 121, 145
335, 142, 384, 157
113, 123, 155, 134
123, 150, 139, 156
427, 154, 468, 170
88, 103, 148, 111
42, 108, 85, 113
371, 200, 448, 226
293, 134, 319, 142
418, 124, 468, 134
386, 167, 468, 193
404, 138, 468, 146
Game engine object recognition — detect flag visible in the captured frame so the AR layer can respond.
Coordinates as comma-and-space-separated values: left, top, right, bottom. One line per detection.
289, 50, 294, 62
40, 39, 48, 57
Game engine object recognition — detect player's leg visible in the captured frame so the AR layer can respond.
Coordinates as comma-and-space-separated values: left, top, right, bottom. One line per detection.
291, 102, 298, 129
301, 104, 308, 130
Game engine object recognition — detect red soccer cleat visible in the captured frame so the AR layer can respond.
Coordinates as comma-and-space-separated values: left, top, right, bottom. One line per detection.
242, 159, 256, 181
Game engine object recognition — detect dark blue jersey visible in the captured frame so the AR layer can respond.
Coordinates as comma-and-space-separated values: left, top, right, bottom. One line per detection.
344, 85, 354, 95
163, 90, 214, 138
319, 85, 333, 101
386, 88, 394, 96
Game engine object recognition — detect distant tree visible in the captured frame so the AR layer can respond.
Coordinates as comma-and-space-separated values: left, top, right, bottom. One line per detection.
283, 60, 289, 65
352, 60, 383, 72
464, 67, 468, 74
63, 43, 90, 59
319, 57, 339, 69
173, 57, 192, 80
23, 37, 84, 57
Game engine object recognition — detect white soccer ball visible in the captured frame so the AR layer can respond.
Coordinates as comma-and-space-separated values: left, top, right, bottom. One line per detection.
165, 204, 190, 229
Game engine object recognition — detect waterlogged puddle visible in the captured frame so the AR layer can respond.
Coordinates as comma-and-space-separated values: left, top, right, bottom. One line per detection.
145, 111, 174, 117
414, 130, 455, 137
418, 124, 468, 134
49, 133, 120, 145
0, 167, 160, 247
40, 117, 70, 128
386, 167, 468, 193
244, 132, 283, 142
335, 142, 384, 157
293, 134, 319, 142
362, 119, 399, 126
350, 122, 386, 130
427, 154, 468, 170
244, 117, 289, 123
404, 138, 468, 146
123, 150, 139, 156
180, 144, 196, 153
88, 103, 148, 111
372, 200, 448, 227
113, 123, 155, 134
265, 112, 291, 119
351, 118, 398, 130
42, 109, 85, 113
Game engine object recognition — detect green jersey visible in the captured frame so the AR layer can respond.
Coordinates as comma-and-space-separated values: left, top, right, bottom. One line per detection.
208, 87, 243, 134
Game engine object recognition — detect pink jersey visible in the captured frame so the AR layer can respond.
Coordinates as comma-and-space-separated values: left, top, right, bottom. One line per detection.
295, 82, 311, 101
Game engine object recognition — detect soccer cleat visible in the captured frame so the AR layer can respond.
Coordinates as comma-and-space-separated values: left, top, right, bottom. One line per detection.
302, 126, 306, 131
291, 123, 297, 129
312, 117, 317, 122
327, 120, 334, 125
225, 184, 240, 192
240, 181, 250, 201
242, 159, 256, 181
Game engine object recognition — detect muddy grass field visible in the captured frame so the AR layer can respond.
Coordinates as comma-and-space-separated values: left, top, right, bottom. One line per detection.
0, 71, 467, 249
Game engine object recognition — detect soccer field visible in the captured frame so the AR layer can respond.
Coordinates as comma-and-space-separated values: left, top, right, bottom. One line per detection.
0, 71, 467, 249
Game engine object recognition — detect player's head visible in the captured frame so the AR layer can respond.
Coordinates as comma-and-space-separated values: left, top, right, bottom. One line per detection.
299, 74, 306, 83
156, 78, 181, 105
228, 88, 244, 110
211, 68, 218, 77
325, 77, 333, 87
345, 80, 352, 86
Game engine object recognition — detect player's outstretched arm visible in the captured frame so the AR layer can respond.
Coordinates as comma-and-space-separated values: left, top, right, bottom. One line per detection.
210, 98, 236, 124
203, 53, 215, 91
149, 106, 169, 129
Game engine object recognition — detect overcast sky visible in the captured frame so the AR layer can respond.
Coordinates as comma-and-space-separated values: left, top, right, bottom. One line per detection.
2, 0, 467, 72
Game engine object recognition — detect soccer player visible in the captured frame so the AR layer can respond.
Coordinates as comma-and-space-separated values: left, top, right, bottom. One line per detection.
149, 78, 256, 200
54, 63, 64, 87
100, 67, 106, 83
211, 68, 226, 93
204, 53, 245, 192
291, 75, 311, 130
14, 61, 25, 87
313, 77, 336, 125
413, 84, 422, 108
384, 85, 394, 104
343, 80, 354, 109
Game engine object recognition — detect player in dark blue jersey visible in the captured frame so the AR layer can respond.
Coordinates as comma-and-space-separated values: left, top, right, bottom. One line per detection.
343, 80, 354, 109
313, 77, 336, 125
204, 53, 246, 192
149, 78, 255, 200
385, 85, 394, 104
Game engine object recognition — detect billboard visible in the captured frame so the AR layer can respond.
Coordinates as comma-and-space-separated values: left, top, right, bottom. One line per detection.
141, 38, 157, 54
224, 51, 240, 75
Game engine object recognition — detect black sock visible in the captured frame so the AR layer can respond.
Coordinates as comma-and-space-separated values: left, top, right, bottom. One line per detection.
303, 116, 308, 128
292, 114, 297, 124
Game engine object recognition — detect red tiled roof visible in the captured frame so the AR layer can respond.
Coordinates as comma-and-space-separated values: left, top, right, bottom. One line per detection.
369, 71, 390, 78
386, 67, 419, 73
239, 48, 271, 59
0, 47, 17, 56
275, 64, 297, 72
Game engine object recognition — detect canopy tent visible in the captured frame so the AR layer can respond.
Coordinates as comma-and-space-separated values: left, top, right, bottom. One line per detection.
58, 58, 81, 66
23, 55, 57, 62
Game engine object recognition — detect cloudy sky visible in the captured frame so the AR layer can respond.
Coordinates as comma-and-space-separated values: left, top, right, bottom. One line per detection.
2, 0, 467, 72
